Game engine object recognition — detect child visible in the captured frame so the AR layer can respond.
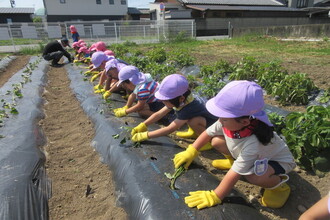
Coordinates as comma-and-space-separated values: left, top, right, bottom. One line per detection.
101, 58, 128, 99
299, 192, 330, 220
113, 65, 164, 118
131, 74, 217, 151
70, 25, 80, 42
95, 41, 107, 52
173, 80, 296, 209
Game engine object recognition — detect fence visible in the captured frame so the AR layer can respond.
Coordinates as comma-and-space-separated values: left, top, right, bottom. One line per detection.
0, 20, 196, 52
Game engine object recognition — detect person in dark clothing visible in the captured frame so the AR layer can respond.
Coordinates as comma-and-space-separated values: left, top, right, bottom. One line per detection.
42, 37, 73, 67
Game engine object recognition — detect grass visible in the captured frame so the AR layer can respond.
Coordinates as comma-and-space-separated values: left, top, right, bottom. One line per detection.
18, 43, 44, 55
0, 38, 46, 46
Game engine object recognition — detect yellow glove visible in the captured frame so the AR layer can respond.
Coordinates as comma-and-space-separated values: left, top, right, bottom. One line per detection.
103, 91, 112, 99
73, 60, 80, 63
84, 70, 92, 75
113, 106, 128, 113
131, 132, 149, 142
114, 107, 127, 117
173, 145, 198, 169
94, 88, 105, 94
85, 57, 91, 61
185, 190, 221, 210
75, 54, 79, 58
131, 123, 147, 136
94, 84, 103, 90
92, 71, 99, 75
90, 74, 99, 82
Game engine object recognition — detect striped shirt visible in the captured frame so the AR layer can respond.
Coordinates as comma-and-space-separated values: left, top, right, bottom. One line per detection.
134, 74, 159, 103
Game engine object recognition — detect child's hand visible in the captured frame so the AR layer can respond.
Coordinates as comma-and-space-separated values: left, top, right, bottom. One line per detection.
114, 107, 128, 117
102, 91, 111, 99
173, 145, 198, 169
185, 190, 221, 210
131, 132, 148, 142
131, 123, 147, 135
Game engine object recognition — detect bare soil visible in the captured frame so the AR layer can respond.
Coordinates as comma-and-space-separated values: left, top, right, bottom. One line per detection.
0, 54, 329, 220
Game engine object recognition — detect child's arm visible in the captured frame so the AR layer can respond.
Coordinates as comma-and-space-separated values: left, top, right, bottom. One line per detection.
184, 169, 241, 210
148, 119, 187, 139
144, 106, 172, 126
126, 99, 147, 114
214, 169, 241, 201
299, 194, 330, 220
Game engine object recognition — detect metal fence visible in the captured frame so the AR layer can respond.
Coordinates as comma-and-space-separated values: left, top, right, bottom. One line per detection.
0, 20, 196, 51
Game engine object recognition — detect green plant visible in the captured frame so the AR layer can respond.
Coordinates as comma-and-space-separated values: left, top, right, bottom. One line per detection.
282, 105, 330, 171
167, 49, 195, 67
268, 112, 286, 135
144, 62, 176, 81
195, 76, 226, 99
146, 47, 167, 63
272, 73, 317, 105
229, 56, 260, 81
319, 88, 330, 104
164, 165, 186, 190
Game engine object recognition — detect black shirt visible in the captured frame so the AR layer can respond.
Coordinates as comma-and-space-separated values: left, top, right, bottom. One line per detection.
43, 41, 71, 60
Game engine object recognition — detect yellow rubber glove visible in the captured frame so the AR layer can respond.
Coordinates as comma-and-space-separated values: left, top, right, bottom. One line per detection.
75, 54, 79, 58
114, 108, 127, 117
73, 60, 80, 63
94, 84, 103, 91
103, 91, 112, 99
185, 190, 221, 210
84, 70, 92, 75
131, 123, 148, 136
90, 74, 99, 82
173, 145, 198, 169
131, 132, 149, 142
94, 88, 105, 94
113, 105, 128, 114
92, 71, 99, 75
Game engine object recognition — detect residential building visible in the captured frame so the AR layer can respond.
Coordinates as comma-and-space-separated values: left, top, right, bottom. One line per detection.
0, 7, 34, 24
42, 0, 128, 22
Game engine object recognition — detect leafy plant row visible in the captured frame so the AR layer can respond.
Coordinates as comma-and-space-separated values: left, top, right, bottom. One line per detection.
0, 57, 41, 133
269, 106, 330, 174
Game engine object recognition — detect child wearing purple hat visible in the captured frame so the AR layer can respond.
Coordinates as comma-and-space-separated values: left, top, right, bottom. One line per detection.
113, 66, 164, 118
130, 74, 217, 151
101, 58, 128, 99
173, 80, 296, 210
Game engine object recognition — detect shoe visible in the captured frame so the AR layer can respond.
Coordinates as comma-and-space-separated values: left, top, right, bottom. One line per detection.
261, 175, 290, 208
176, 126, 198, 139
261, 183, 290, 208
51, 63, 64, 68
212, 154, 234, 170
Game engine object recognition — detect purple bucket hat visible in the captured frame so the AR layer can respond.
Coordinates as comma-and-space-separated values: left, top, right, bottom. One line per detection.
91, 51, 112, 68
155, 74, 189, 100
117, 66, 146, 86
206, 80, 273, 126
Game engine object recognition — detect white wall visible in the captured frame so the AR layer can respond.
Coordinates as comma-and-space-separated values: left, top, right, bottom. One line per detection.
150, 2, 183, 20
44, 0, 127, 16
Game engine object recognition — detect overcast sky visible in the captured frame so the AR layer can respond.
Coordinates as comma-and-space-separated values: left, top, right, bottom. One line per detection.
0, 0, 152, 9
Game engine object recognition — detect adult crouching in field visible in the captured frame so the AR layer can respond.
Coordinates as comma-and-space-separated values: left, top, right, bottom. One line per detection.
42, 37, 73, 67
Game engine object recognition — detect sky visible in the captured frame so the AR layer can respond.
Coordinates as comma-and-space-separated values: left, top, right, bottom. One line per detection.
0, 0, 152, 9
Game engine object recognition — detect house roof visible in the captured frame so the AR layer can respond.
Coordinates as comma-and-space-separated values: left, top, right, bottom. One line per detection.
128, 7, 150, 14
186, 4, 303, 11
178, 0, 284, 6
0, 7, 34, 14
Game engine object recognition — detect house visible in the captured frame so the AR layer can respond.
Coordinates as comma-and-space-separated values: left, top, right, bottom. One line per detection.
150, 0, 330, 36
0, 7, 34, 24
42, 0, 128, 22
127, 7, 150, 20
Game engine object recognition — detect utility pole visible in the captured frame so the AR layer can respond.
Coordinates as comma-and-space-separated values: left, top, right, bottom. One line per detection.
10, 0, 15, 8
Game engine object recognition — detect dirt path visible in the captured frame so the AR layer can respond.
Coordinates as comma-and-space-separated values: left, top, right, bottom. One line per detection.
39, 66, 127, 220
0, 55, 30, 87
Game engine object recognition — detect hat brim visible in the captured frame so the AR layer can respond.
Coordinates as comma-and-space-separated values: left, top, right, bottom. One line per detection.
205, 97, 238, 118
154, 90, 170, 100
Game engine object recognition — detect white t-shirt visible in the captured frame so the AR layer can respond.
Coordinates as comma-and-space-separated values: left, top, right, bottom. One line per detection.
206, 120, 296, 175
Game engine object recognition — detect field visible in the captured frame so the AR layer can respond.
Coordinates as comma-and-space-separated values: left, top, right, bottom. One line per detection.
0, 35, 329, 220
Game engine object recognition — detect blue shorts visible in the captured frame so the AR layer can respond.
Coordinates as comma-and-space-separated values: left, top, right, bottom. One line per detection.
148, 101, 164, 112
268, 161, 285, 175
